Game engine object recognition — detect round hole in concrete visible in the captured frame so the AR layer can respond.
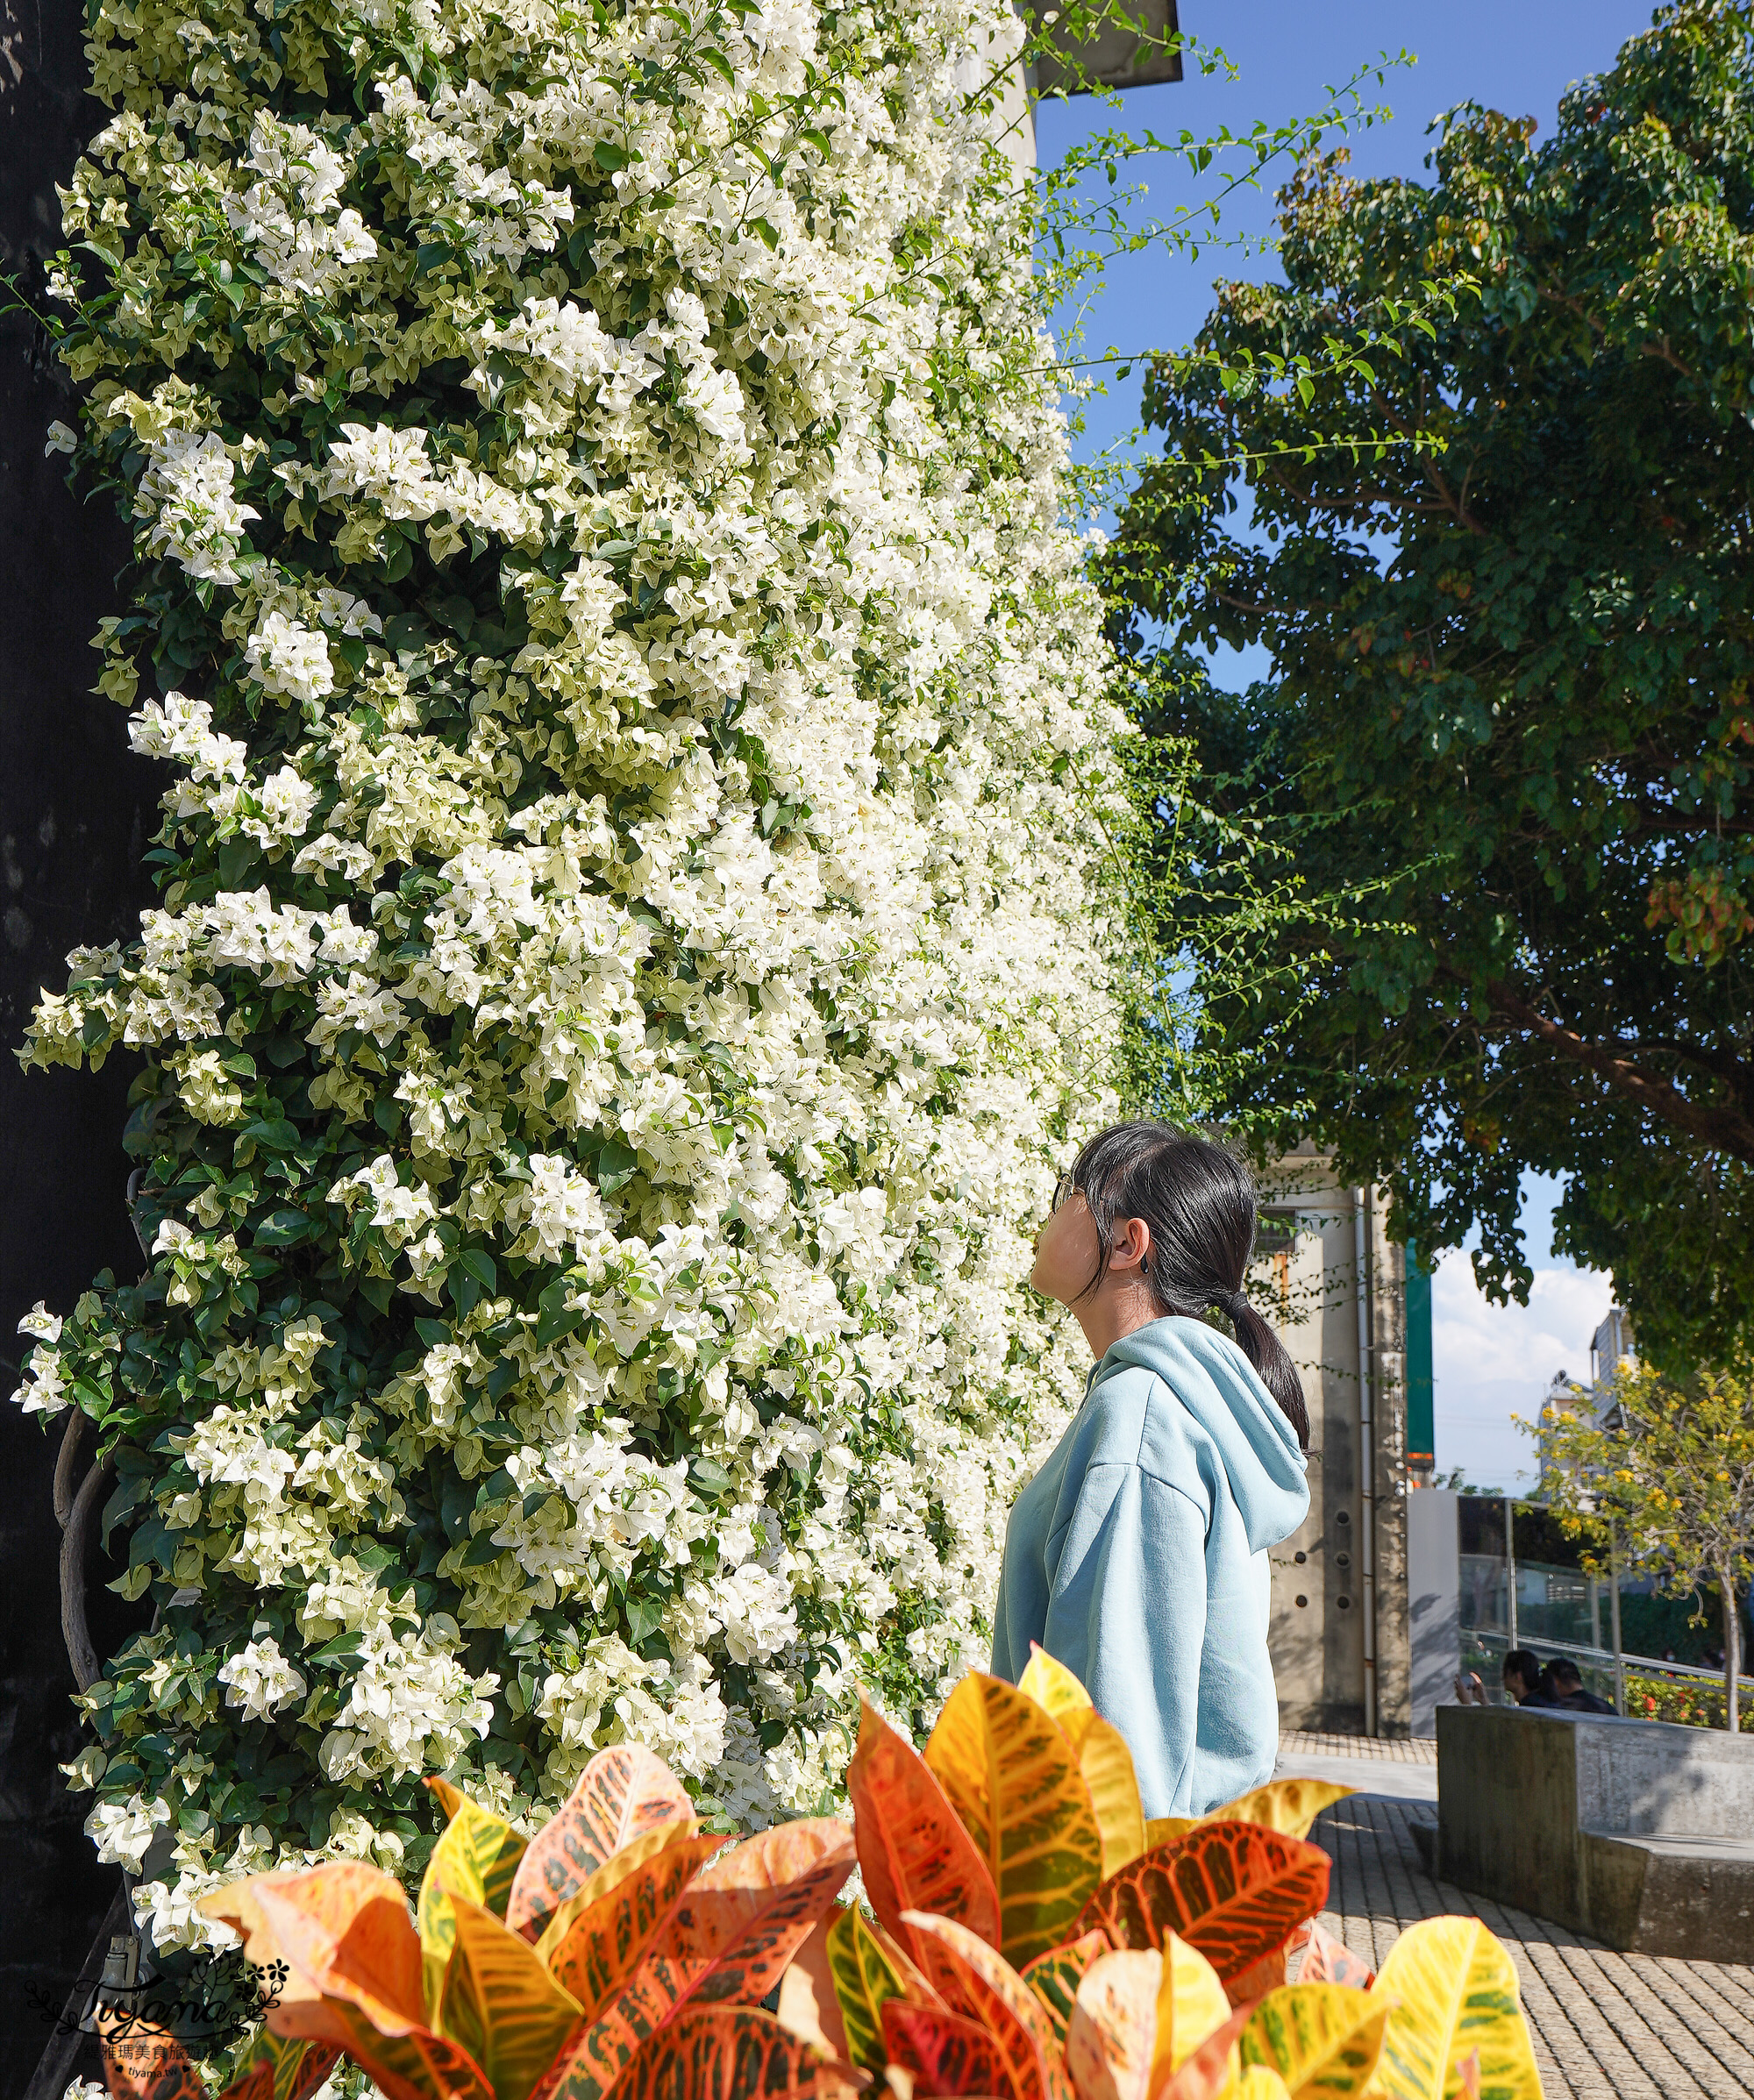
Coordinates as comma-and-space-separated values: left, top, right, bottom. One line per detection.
1294, 1595, 1308, 1608
1337, 1595, 1351, 1609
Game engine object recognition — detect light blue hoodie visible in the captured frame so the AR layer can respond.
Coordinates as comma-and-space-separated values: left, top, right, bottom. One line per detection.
991, 1316, 1309, 1819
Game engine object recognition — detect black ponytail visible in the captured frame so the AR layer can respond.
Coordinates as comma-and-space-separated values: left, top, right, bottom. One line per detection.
1059, 1121, 1310, 1452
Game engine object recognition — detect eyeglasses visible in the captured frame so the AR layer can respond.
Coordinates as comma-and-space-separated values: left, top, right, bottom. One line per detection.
1052, 1172, 1077, 1214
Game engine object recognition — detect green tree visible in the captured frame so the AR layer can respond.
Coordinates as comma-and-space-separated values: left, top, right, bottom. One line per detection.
1102, 2, 1754, 1365
1537, 1358, 1754, 1728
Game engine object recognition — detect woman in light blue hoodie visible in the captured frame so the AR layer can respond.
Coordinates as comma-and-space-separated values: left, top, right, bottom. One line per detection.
992, 1123, 1310, 1819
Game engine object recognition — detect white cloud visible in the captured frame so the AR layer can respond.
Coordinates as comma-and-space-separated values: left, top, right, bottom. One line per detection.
1431, 1251, 1614, 1491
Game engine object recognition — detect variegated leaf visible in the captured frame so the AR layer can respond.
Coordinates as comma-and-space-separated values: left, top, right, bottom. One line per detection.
1365, 1918, 1541, 2100
420, 1787, 532, 2011
1058, 1712, 1146, 1881
538, 1818, 856, 2100
509, 1746, 696, 1944
901, 1911, 1071, 2100
1297, 1926, 1373, 1993
1195, 1784, 1353, 1846
925, 1674, 1105, 1967
543, 1832, 726, 2022
1152, 1933, 1232, 2083
1239, 1986, 1389, 2100
1020, 1928, 1112, 2047
596, 2004, 862, 2100
881, 2000, 1014, 2097
1155, 2004, 1251, 2100
849, 1700, 1002, 1954
1065, 1947, 1159, 2100
1075, 1826, 1330, 1985
1017, 1646, 1093, 1726
825, 1904, 939, 2075
438, 1891, 584, 2100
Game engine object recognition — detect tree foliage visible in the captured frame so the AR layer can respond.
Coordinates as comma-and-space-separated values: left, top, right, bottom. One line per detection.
1102, 1, 1754, 1363
1537, 1356, 1754, 1727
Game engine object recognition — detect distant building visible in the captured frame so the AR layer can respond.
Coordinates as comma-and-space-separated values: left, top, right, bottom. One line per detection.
1537, 1308, 1634, 1491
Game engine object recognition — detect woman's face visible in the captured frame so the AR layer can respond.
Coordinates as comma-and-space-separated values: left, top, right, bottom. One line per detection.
1031, 1187, 1101, 1306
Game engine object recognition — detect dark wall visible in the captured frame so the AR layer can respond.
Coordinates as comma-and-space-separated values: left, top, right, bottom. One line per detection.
1, 4, 160, 2082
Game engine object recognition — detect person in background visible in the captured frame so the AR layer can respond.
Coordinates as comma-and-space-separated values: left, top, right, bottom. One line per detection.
1453, 1648, 1558, 1707
1503, 1649, 1559, 1706
1549, 1658, 1615, 1713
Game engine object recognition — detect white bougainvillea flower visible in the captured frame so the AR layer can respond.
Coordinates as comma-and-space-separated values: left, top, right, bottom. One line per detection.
20, 0, 1131, 1950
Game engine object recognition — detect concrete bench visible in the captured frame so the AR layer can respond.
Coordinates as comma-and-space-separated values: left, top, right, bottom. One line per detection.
1435, 1703, 1754, 1960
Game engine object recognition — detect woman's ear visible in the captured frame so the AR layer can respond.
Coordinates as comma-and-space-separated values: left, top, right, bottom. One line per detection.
1108, 1214, 1151, 1276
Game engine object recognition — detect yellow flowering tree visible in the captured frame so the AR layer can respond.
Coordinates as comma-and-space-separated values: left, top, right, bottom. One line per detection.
1538, 1360, 1754, 1729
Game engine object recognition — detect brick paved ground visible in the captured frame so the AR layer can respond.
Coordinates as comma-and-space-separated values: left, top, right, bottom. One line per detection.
1302, 1782, 1754, 2099
1280, 1729, 1437, 1764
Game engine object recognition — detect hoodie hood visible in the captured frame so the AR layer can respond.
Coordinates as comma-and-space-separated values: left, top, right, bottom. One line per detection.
1092, 1315, 1308, 1554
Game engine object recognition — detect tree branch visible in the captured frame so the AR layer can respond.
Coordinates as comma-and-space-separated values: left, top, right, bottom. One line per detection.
1478, 974, 1754, 1159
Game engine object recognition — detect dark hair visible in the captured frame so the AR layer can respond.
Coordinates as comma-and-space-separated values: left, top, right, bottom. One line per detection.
1502, 1649, 1542, 1686
1059, 1121, 1309, 1451
1550, 1658, 1583, 1688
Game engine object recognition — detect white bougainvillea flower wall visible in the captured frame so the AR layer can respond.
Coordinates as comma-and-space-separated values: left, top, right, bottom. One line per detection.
14, 0, 1120, 1951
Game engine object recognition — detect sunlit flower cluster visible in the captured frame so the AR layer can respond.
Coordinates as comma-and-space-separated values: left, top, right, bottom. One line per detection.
18, 0, 1121, 1951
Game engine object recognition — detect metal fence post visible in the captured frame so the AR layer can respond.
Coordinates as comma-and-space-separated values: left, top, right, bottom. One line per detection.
1505, 1494, 1518, 1654
1610, 1533, 1625, 1716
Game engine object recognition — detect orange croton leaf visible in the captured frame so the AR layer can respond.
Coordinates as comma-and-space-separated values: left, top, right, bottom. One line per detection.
220, 2034, 342, 2100
204, 1862, 429, 2036
543, 1831, 726, 2020
1222, 1947, 1286, 2011
596, 2004, 863, 2100
881, 2000, 1016, 2099
777, 1912, 854, 2067
203, 1862, 497, 2100
848, 1701, 1002, 1958
269, 1997, 496, 2100
508, 1746, 696, 1944
99, 2013, 205, 2100
901, 1911, 1071, 2100
1074, 1826, 1330, 1986
537, 1818, 857, 2100
1294, 1922, 1373, 1990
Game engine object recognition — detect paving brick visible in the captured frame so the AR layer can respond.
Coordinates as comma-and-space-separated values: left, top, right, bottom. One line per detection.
1301, 1783, 1754, 2099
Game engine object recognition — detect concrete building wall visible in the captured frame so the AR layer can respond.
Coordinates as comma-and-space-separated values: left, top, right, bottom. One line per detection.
1251, 1152, 1412, 1735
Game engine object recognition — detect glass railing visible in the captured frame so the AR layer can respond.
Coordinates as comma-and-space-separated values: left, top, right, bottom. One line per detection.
1458, 1548, 1750, 1723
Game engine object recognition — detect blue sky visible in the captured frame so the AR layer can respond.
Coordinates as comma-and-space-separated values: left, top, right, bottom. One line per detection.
1035, 2, 1656, 1486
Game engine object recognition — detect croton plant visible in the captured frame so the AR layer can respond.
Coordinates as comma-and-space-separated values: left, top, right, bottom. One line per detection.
98, 1655, 1541, 2100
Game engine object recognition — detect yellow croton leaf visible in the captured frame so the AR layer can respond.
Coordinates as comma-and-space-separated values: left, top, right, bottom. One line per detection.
418, 1787, 530, 2017
1154, 1933, 1234, 2083
1017, 1648, 1146, 1877
1020, 1645, 1094, 1726
436, 1891, 582, 2100
1239, 1984, 1390, 2100
925, 1672, 1105, 1968
1364, 1918, 1541, 2100
1145, 1783, 1352, 1857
